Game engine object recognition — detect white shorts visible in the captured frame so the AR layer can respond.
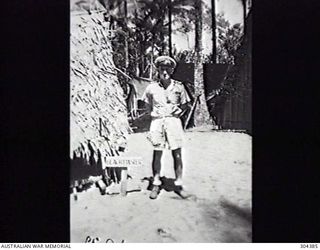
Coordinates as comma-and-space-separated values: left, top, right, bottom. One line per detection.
147, 117, 184, 150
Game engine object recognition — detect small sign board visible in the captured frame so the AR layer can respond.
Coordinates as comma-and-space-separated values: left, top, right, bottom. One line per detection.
103, 157, 142, 168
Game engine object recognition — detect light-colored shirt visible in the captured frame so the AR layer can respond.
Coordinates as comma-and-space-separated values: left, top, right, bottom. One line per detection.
142, 79, 191, 118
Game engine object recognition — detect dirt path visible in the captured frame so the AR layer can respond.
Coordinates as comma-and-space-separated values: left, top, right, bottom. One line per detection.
71, 131, 252, 242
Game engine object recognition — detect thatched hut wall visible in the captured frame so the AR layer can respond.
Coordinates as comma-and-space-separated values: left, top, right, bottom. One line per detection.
70, 11, 131, 182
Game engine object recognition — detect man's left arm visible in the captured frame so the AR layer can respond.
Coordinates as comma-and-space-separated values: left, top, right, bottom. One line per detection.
172, 84, 191, 117
179, 84, 191, 110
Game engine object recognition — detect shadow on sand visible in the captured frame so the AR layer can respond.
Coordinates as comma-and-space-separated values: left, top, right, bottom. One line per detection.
220, 199, 252, 223
141, 176, 189, 199
218, 198, 252, 242
199, 198, 252, 242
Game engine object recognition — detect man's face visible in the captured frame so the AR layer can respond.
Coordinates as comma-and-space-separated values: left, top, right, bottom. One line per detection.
158, 66, 174, 81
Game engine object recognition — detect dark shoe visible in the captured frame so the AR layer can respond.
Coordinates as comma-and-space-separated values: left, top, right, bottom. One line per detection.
149, 185, 160, 199
176, 186, 191, 199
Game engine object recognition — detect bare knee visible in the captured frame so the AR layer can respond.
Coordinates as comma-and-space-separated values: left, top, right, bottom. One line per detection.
172, 148, 182, 160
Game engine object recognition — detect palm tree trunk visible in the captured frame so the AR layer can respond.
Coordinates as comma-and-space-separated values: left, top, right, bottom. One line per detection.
186, 33, 190, 49
140, 33, 144, 77
168, 0, 172, 57
194, 0, 213, 127
211, 0, 216, 63
150, 44, 154, 79
160, 18, 165, 55
124, 0, 129, 71
242, 0, 246, 35
124, 0, 127, 17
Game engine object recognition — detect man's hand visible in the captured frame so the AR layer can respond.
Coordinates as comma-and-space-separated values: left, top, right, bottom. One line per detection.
171, 105, 182, 116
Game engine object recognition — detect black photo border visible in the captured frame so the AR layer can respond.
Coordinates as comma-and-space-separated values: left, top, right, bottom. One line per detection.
1, 0, 319, 243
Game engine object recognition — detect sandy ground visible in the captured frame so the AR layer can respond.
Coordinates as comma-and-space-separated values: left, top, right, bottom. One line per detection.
70, 130, 252, 243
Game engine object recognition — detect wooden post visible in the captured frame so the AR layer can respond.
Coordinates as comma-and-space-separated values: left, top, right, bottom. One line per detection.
184, 95, 199, 130
73, 186, 78, 201
228, 97, 233, 129
120, 168, 128, 196
102, 156, 141, 197
97, 179, 107, 195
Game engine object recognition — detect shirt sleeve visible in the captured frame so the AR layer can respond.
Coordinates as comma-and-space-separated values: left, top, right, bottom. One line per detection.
141, 85, 151, 105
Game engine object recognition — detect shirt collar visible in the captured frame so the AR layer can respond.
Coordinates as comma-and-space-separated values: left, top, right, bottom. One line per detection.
158, 79, 175, 89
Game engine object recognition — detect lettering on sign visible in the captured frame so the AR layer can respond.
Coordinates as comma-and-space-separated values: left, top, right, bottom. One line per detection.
103, 157, 142, 168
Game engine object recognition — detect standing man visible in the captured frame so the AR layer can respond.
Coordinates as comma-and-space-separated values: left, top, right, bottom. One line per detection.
142, 56, 191, 199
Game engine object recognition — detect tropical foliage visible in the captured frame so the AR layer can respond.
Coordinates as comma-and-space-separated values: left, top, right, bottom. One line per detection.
216, 14, 243, 64
73, 0, 250, 128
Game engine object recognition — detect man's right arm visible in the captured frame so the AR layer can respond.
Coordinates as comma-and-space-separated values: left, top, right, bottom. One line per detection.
144, 102, 152, 115
141, 86, 152, 115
